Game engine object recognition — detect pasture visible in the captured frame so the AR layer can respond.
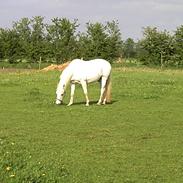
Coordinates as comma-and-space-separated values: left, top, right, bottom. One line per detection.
0, 67, 183, 183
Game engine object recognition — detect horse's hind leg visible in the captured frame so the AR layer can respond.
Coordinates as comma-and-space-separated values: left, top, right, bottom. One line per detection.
102, 90, 107, 105
97, 76, 107, 105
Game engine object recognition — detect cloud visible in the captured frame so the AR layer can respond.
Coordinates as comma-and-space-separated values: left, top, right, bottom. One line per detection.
0, 0, 183, 39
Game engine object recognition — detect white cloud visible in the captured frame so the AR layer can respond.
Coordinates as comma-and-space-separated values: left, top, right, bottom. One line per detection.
0, 0, 183, 39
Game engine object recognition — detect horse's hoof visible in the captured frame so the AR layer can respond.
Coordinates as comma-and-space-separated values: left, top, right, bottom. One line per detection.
67, 103, 73, 106
86, 104, 89, 106
97, 102, 101, 105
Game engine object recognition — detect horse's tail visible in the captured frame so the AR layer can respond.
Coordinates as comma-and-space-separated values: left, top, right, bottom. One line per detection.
105, 74, 112, 103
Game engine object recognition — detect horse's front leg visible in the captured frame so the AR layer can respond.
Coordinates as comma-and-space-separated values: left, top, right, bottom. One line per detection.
67, 83, 75, 106
81, 80, 89, 106
97, 77, 107, 105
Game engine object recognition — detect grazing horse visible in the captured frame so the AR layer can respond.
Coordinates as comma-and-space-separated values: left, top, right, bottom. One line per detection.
56, 59, 111, 106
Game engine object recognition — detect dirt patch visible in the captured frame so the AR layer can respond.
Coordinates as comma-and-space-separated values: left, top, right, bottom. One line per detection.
0, 62, 70, 73
41, 62, 70, 71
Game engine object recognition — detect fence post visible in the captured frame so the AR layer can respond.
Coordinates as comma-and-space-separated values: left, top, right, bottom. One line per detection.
160, 51, 163, 69
39, 57, 42, 70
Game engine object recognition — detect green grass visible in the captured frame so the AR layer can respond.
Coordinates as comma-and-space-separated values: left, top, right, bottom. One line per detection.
0, 68, 183, 183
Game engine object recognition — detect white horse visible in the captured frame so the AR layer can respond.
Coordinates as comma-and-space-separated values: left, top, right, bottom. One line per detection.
56, 59, 112, 106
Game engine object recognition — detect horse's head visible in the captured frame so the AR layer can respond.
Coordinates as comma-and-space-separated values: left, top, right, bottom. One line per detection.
56, 82, 66, 105
55, 65, 71, 105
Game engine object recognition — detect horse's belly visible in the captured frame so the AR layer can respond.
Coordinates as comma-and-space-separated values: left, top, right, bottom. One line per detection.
86, 74, 101, 83
71, 71, 101, 83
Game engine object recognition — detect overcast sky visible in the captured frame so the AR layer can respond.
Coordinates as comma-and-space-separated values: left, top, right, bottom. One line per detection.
1, 0, 183, 40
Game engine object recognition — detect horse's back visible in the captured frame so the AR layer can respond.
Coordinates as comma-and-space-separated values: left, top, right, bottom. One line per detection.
67, 59, 111, 82
93, 58, 111, 71
69, 59, 111, 73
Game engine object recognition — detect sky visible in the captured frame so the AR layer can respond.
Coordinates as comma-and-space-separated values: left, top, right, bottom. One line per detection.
1, 0, 183, 40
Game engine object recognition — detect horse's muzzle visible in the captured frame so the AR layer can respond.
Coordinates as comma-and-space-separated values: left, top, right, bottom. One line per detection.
56, 99, 62, 105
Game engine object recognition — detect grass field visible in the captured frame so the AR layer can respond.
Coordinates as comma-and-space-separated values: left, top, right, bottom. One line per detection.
0, 67, 183, 183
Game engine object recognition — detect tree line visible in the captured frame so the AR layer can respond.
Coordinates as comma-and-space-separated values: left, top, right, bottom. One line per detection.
0, 16, 183, 67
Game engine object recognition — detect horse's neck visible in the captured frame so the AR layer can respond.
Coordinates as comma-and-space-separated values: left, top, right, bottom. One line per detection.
61, 68, 72, 86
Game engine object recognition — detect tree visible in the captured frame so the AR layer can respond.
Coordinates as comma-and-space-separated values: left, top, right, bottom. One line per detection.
105, 20, 123, 61
0, 17, 124, 64
46, 18, 79, 63
139, 27, 174, 67
123, 38, 136, 59
85, 22, 108, 59
0, 28, 20, 62
106, 20, 123, 61
12, 18, 31, 61
75, 32, 89, 59
0, 29, 4, 60
174, 25, 183, 66
29, 16, 46, 62
78, 21, 123, 62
